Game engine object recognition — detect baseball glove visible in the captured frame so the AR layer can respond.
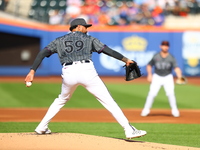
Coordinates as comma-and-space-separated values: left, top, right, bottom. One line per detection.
124, 62, 142, 81
176, 76, 187, 85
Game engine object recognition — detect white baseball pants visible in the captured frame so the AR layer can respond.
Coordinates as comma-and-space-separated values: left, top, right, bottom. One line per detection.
36, 61, 132, 131
143, 73, 178, 110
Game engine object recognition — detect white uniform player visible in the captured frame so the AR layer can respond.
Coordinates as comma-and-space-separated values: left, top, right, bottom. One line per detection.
141, 41, 183, 117
25, 18, 146, 139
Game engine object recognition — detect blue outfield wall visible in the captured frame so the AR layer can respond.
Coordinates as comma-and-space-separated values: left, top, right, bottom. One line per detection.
0, 23, 200, 76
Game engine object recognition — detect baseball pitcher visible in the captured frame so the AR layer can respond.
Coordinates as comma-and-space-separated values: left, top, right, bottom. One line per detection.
25, 18, 147, 139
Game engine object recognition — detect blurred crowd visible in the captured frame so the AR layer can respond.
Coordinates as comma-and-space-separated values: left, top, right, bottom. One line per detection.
49, 0, 200, 26
1, 0, 200, 26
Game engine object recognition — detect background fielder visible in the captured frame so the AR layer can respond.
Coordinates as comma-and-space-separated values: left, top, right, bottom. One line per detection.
141, 41, 183, 117
25, 18, 146, 139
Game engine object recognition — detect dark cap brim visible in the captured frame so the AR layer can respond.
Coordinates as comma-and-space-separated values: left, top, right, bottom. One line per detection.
70, 24, 92, 31
83, 24, 92, 28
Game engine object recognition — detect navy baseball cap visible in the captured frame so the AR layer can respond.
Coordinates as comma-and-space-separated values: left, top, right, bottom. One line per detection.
161, 41, 170, 46
69, 18, 92, 31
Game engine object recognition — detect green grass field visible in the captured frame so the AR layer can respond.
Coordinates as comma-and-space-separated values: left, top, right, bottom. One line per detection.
0, 82, 200, 148
0, 82, 199, 108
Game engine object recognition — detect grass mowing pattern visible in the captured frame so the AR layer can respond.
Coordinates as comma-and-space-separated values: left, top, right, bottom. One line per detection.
0, 83, 199, 109
0, 122, 199, 148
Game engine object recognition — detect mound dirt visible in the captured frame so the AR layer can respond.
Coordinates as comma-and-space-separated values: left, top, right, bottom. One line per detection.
0, 133, 199, 150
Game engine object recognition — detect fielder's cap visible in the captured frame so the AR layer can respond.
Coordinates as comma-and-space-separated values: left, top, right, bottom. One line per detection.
69, 18, 92, 31
161, 41, 170, 46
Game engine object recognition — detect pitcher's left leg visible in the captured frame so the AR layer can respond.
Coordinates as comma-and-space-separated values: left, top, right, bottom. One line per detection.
85, 75, 146, 138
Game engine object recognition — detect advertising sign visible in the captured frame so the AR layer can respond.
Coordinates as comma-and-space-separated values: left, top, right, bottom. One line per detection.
182, 31, 200, 76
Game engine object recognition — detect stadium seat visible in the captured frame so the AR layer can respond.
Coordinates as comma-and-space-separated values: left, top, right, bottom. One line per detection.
28, 0, 66, 23
187, 1, 200, 14
0, 0, 7, 10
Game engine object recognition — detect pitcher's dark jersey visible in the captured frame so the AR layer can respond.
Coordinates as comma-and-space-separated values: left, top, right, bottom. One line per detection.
148, 53, 178, 76
45, 31, 105, 64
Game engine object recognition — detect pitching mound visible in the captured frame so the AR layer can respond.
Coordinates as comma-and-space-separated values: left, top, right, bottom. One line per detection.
0, 133, 199, 150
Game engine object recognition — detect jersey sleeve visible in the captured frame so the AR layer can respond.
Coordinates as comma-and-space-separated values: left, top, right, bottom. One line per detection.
102, 46, 124, 60
31, 48, 52, 71
92, 38, 105, 53
171, 55, 178, 68
148, 55, 155, 66
45, 40, 57, 53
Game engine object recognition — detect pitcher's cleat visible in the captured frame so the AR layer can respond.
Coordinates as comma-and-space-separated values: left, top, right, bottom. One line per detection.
35, 128, 51, 134
125, 126, 147, 139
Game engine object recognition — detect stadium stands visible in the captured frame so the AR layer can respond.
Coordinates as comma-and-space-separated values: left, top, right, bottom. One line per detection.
0, 0, 200, 28
28, 0, 67, 23
3, 0, 32, 17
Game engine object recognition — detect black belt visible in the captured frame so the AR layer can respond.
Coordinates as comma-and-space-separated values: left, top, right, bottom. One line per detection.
63, 60, 90, 66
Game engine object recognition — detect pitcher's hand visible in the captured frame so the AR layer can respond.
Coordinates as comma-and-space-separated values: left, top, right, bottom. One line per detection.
25, 69, 35, 83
